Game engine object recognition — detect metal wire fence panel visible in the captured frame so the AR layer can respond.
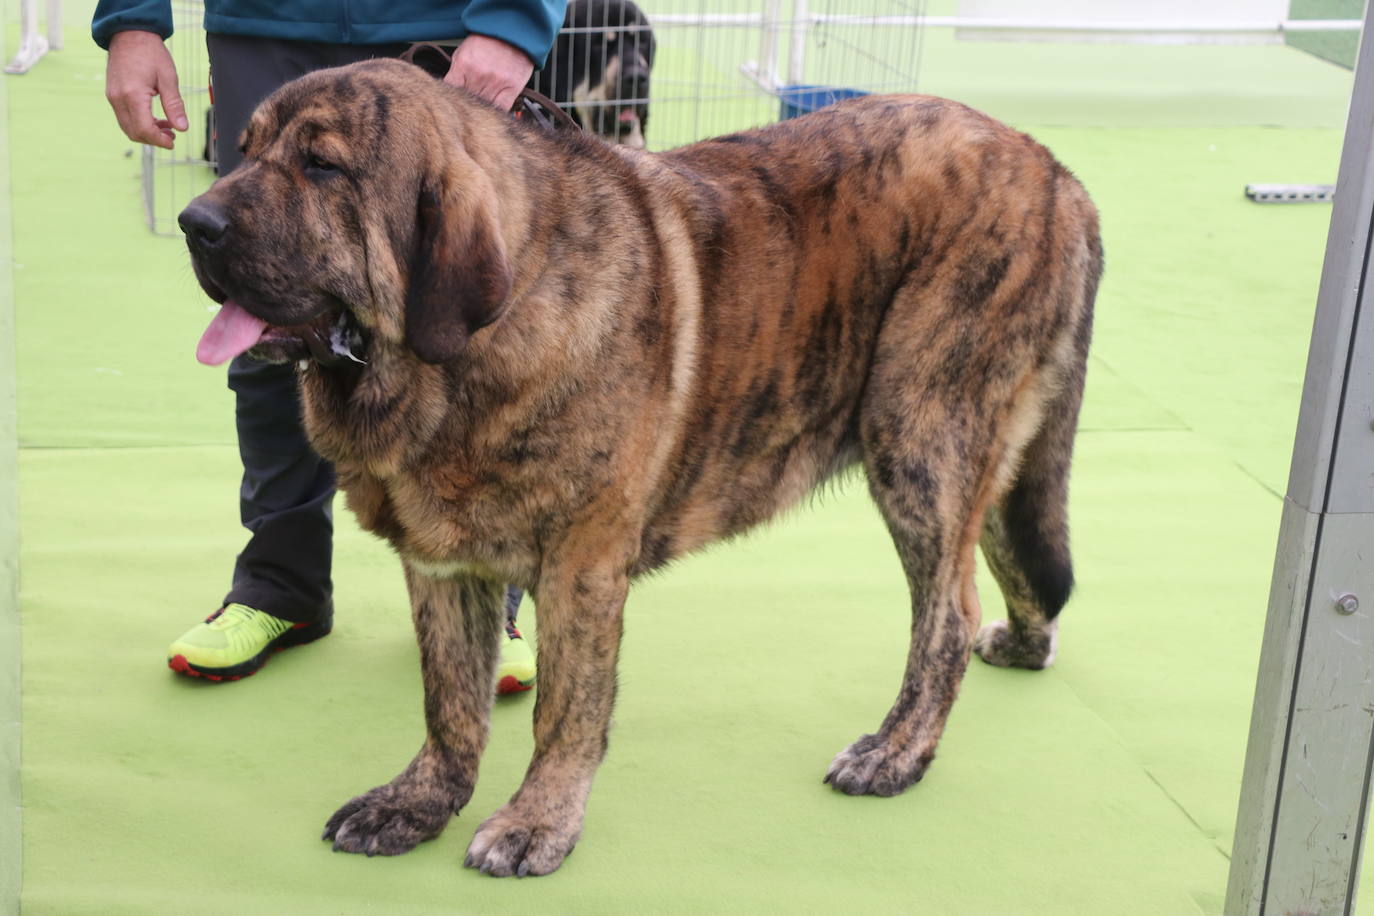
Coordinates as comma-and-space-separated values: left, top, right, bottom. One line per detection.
646, 0, 782, 148
141, 0, 213, 237
138, 1, 928, 229
548, 0, 929, 151
793, 0, 928, 97
4, 0, 63, 74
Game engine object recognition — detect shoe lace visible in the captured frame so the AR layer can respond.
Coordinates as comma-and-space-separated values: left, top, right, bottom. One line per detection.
208, 605, 251, 629
210, 605, 289, 640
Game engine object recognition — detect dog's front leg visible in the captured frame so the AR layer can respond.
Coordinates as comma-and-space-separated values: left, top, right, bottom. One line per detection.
324, 568, 504, 856
464, 553, 628, 877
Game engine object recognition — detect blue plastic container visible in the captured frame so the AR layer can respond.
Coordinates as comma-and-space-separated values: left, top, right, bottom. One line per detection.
777, 85, 869, 121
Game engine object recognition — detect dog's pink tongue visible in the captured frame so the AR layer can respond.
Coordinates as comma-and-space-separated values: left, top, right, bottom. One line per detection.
196, 300, 268, 366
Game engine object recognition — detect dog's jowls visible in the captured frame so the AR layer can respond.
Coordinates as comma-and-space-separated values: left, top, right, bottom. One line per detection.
179, 58, 1101, 878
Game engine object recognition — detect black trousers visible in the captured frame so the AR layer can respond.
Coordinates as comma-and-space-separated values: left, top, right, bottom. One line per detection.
207, 34, 522, 626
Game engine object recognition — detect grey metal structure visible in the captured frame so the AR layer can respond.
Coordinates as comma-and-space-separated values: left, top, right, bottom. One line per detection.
4, 0, 63, 75
1225, 4, 1374, 913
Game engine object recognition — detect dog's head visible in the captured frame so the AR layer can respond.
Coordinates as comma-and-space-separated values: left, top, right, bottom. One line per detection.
180, 59, 512, 368
550, 0, 655, 148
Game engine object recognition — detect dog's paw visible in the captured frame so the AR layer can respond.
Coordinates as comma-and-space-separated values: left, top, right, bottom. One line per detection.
973, 619, 1057, 670
824, 733, 931, 797
463, 804, 582, 877
322, 785, 454, 857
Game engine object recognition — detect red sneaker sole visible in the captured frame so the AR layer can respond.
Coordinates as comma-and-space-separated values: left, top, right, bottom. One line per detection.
496, 675, 534, 695
167, 650, 280, 682
166, 618, 329, 683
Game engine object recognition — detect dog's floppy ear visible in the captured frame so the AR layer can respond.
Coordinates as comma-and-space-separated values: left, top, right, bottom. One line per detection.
640, 15, 656, 68
405, 173, 513, 364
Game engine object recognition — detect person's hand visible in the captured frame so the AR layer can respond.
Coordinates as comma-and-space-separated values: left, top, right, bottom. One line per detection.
105, 29, 188, 149
444, 34, 534, 112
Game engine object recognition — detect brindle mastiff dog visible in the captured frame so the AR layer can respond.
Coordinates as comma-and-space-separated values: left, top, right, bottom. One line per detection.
179, 59, 1101, 878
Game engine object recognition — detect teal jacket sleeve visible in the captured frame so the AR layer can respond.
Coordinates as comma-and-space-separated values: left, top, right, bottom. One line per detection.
92, 0, 173, 49
462, 0, 567, 67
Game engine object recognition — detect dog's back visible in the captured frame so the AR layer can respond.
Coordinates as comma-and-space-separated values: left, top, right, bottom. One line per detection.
615, 96, 1100, 587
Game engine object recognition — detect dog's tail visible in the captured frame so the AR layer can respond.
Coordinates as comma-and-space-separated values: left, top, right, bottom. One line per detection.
982, 210, 1101, 624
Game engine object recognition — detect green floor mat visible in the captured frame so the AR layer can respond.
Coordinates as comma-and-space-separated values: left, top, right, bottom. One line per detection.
19, 442, 1232, 915
1, 34, 21, 916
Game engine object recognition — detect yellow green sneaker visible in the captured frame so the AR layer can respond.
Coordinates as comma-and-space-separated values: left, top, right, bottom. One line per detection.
167, 603, 332, 682
497, 621, 536, 695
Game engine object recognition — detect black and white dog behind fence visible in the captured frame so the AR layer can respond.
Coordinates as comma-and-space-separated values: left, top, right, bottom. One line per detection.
203, 0, 655, 167
531, 0, 655, 148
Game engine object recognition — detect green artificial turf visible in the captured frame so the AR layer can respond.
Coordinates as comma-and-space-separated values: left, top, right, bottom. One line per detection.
8, 7, 1370, 914
1, 42, 20, 916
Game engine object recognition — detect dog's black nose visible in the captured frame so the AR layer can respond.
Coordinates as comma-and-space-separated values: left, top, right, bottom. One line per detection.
621, 70, 649, 101
178, 200, 231, 247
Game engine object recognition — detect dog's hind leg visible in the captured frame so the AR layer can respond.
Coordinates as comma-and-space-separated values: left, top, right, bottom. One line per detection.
825, 352, 1011, 796
824, 269, 1077, 796
324, 569, 504, 856
975, 247, 1095, 671
974, 368, 1084, 671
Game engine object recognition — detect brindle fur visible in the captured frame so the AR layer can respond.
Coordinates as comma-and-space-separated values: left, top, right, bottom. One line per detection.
182, 58, 1101, 877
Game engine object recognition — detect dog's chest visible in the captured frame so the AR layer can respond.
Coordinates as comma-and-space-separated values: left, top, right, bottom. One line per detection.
341, 459, 540, 580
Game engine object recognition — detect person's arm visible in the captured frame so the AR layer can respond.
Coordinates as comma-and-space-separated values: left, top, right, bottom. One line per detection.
103, 29, 187, 149
93, 1, 186, 150
449, 0, 567, 110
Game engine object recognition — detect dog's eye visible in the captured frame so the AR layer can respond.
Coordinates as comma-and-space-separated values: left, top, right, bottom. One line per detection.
306, 154, 340, 175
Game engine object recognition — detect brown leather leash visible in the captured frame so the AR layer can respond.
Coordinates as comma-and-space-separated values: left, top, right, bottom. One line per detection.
398, 42, 580, 131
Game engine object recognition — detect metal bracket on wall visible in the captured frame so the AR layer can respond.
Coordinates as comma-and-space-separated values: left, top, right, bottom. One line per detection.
1245, 183, 1337, 203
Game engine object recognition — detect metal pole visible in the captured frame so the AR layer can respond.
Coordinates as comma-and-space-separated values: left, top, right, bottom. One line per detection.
757, 0, 783, 91
46, 0, 64, 51
1225, 3, 1374, 913
4, 0, 49, 75
788, 0, 808, 87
